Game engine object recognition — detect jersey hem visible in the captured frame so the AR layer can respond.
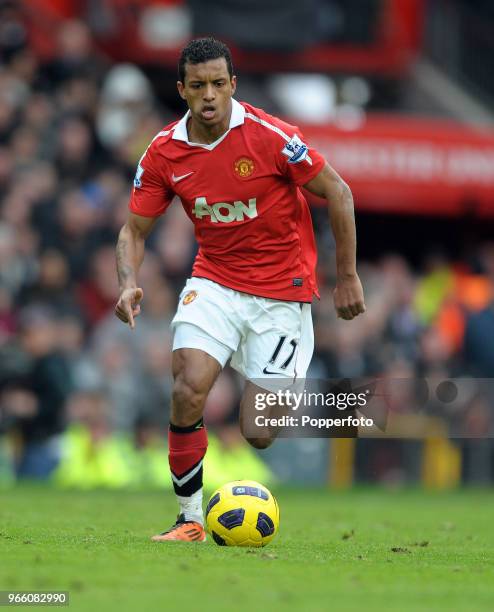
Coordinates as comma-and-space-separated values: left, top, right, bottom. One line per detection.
191, 274, 315, 303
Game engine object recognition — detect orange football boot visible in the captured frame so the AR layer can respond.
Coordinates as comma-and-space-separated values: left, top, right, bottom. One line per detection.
151, 514, 206, 542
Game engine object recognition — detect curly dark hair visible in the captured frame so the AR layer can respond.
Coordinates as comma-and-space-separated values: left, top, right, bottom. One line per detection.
178, 37, 234, 83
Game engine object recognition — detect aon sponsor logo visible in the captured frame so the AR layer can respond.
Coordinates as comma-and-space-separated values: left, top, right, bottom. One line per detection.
193, 197, 257, 223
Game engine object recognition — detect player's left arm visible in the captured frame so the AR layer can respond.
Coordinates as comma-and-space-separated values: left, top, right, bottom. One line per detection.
304, 162, 366, 320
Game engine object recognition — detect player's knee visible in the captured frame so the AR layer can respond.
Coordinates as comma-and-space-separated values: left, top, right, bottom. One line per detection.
245, 437, 274, 450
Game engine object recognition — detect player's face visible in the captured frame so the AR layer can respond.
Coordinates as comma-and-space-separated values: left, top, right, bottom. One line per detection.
177, 58, 236, 130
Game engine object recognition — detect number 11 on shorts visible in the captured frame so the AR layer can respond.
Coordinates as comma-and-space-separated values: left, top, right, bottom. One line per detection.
263, 336, 298, 375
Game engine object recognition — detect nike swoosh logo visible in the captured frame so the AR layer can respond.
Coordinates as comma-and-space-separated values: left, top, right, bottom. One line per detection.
172, 171, 194, 183
262, 367, 282, 375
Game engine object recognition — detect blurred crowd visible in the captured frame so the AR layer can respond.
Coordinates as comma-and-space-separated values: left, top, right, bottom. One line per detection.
1, 16, 494, 488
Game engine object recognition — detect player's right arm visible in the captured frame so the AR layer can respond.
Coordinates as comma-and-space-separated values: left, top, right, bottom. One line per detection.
115, 213, 159, 329
115, 134, 174, 329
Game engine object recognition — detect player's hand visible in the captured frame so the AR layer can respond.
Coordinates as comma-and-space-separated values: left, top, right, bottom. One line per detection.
115, 287, 144, 329
333, 273, 366, 320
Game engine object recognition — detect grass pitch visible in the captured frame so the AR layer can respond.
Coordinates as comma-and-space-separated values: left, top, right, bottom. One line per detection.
1, 486, 493, 611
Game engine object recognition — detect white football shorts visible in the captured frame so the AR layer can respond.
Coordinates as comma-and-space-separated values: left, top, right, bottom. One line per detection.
171, 277, 314, 383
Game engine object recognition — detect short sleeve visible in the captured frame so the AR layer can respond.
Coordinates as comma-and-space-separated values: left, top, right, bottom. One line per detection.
274, 122, 326, 186
129, 141, 174, 217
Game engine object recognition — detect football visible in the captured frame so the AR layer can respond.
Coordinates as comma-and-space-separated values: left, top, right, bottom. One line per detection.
205, 480, 280, 547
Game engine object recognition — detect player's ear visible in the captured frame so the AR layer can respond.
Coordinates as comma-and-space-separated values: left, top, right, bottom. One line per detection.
231, 75, 237, 95
177, 81, 186, 100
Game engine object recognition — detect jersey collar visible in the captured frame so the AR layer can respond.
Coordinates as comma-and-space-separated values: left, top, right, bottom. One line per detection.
172, 98, 245, 150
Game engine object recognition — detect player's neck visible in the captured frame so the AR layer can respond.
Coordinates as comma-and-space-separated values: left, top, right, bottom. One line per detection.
187, 104, 232, 145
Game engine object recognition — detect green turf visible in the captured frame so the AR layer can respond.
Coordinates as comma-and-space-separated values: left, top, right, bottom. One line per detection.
1, 486, 493, 611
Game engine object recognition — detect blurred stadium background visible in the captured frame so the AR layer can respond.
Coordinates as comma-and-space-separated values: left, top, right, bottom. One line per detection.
1, 0, 494, 491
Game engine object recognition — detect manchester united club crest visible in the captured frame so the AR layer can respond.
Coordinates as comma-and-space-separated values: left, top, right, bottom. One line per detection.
234, 157, 254, 178
182, 290, 198, 305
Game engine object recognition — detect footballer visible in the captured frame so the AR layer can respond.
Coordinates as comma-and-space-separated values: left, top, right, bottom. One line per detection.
114, 38, 365, 542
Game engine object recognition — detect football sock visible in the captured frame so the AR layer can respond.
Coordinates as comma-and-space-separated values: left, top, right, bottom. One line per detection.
168, 418, 208, 525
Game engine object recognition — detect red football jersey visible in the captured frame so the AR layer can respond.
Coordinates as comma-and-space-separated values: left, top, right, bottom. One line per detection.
129, 100, 326, 302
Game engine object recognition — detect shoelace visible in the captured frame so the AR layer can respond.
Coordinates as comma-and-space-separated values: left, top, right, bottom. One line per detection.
161, 514, 200, 535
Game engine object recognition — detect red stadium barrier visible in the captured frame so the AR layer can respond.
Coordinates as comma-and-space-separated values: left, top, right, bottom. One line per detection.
300, 115, 494, 217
